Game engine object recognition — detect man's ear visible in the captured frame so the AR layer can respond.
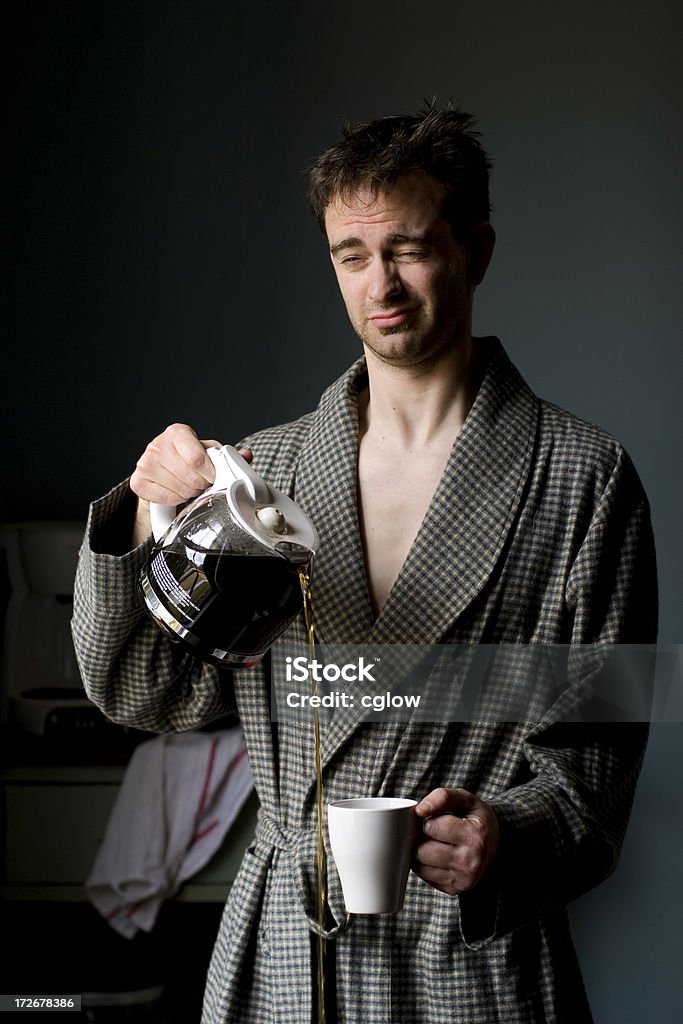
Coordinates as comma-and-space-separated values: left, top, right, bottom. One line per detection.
468, 222, 496, 287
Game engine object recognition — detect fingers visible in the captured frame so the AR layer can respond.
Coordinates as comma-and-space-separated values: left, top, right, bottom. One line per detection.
130, 423, 223, 506
412, 787, 500, 896
415, 787, 477, 818
413, 840, 479, 894
415, 817, 488, 868
421, 811, 474, 844
413, 826, 490, 895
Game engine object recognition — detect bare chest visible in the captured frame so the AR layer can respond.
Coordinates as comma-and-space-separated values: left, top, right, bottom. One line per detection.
357, 444, 451, 616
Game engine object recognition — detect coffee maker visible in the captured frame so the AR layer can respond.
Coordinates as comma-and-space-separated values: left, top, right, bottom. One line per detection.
0, 521, 98, 735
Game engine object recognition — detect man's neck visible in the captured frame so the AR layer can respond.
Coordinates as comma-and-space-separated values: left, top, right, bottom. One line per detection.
359, 338, 481, 451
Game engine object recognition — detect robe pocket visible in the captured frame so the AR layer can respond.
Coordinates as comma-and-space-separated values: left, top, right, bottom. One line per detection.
219, 841, 275, 956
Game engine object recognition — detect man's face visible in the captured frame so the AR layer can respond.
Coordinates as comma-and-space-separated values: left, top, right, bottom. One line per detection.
324, 173, 477, 369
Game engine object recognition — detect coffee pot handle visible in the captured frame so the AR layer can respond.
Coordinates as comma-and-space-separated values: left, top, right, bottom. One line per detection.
205, 445, 272, 504
148, 445, 272, 542
149, 501, 178, 542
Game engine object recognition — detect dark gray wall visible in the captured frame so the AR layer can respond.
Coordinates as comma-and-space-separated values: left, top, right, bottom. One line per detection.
6, 2, 682, 1019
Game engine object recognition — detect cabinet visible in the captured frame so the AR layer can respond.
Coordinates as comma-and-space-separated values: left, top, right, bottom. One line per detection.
0, 763, 259, 902
0, 758, 258, 1019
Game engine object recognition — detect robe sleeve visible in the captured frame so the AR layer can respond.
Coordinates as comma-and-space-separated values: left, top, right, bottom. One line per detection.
71, 480, 236, 733
458, 446, 658, 947
70, 415, 312, 733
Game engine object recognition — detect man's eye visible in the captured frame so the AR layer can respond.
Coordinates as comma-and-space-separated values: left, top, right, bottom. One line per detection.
340, 255, 365, 265
396, 249, 426, 260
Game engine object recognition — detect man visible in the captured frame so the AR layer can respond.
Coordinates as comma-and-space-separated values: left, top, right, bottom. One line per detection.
73, 105, 657, 1023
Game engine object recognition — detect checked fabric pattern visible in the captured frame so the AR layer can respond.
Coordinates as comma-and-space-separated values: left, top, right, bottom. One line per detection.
72, 338, 657, 1024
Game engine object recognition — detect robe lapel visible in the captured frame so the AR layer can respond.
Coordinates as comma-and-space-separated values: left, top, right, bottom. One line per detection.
233, 662, 282, 816
369, 338, 539, 644
294, 340, 539, 768
294, 358, 375, 646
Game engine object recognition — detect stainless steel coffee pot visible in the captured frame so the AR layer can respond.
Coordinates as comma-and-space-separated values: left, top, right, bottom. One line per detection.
139, 445, 318, 667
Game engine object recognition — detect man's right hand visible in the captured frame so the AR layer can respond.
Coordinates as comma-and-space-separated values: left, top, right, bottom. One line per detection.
129, 423, 223, 547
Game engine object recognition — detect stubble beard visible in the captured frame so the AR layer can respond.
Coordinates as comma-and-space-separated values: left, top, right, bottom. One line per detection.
356, 309, 462, 370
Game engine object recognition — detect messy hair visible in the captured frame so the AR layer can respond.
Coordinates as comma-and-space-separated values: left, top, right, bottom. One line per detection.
307, 101, 492, 241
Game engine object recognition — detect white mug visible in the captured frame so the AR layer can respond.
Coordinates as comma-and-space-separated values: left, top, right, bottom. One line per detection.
327, 797, 418, 914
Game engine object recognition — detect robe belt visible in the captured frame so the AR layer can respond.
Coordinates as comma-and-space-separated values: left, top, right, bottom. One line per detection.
255, 812, 352, 939
254, 810, 301, 852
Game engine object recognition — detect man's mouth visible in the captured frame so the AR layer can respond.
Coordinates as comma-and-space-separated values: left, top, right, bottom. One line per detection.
369, 309, 415, 329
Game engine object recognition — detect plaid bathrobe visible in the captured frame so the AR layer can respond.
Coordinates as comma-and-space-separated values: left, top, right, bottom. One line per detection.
73, 338, 657, 1024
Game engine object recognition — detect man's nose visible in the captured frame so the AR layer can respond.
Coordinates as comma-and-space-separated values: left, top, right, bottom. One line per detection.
367, 259, 402, 303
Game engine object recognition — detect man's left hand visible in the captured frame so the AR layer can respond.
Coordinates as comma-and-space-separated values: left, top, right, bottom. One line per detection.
413, 787, 500, 896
